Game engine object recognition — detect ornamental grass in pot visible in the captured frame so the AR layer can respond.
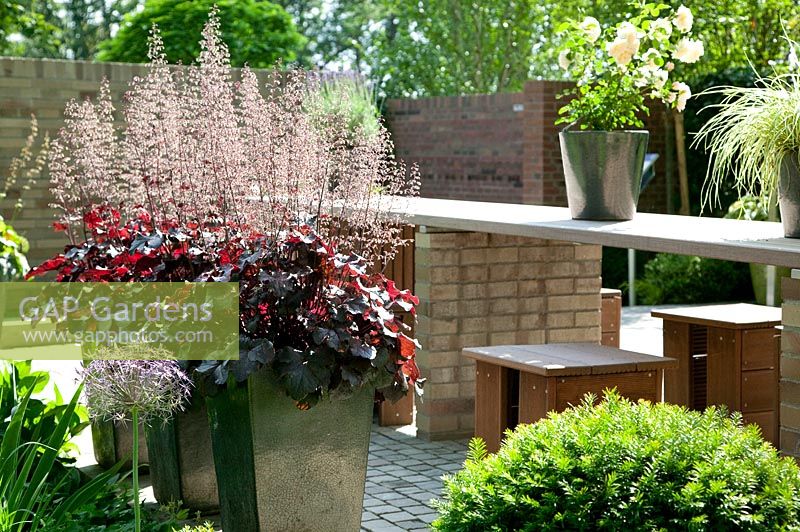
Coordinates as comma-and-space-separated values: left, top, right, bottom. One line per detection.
694, 57, 800, 238
33, 8, 422, 529
556, 4, 703, 220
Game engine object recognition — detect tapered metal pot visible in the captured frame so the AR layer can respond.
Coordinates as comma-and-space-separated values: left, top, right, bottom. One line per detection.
559, 129, 649, 221
146, 397, 219, 512
92, 419, 148, 469
248, 369, 374, 531
779, 152, 800, 238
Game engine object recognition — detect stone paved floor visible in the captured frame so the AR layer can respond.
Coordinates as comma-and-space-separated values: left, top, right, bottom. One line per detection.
361, 425, 468, 531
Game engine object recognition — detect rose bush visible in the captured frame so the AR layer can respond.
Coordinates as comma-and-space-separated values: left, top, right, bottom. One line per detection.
556, 3, 704, 130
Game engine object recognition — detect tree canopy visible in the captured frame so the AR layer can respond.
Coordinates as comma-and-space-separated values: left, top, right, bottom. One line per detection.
96, 0, 305, 68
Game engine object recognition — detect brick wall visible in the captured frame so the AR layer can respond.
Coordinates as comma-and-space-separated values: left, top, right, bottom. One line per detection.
413, 228, 602, 440
0, 57, 277, 265
387, 81, 669, 212
0, 58, 152, 264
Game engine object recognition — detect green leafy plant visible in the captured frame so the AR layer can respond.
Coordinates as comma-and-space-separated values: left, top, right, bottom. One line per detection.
0, 116, 47, 281
556, 2, 703, 130
304, 74, 382, 143
634, 252, 752, 305
96, 0, 304, 68
693, 52, 800, 210
171, 524, 215, 532
434, 391, 800, 530
0, 382, 123, 531
0, 361, 88, 463
724, 195, 771, 222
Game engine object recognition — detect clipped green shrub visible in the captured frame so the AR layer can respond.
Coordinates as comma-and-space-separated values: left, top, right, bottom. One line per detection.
434, 392, 800, 531
634, 253, 752, 305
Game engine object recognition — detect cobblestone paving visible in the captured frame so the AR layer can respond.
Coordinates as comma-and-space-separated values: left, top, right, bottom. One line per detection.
361, 425, 468, 532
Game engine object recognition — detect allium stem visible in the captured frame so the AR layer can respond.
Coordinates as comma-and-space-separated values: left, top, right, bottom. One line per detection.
132, 408, 141, 532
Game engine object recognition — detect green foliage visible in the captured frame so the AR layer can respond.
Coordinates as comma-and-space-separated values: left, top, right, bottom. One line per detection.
96, 0, 304, 68
171, 524, 215, 532
304, 75, 381, 143
0, 361, 87, 459
683, 67, 761, 216
0, 217, 29, 281
370, 0, 544, 97
434, 391, 800, 531
724, 195, 771, 222
55, 483, 184, 531
0, 381, 124, 531
693, 63, 800, 212
634, 253, 752, 305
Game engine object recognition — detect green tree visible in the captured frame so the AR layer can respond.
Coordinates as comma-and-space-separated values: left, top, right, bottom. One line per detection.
0, 0, 60, 57
370, 0, 544, 97
96, 0, 305, 67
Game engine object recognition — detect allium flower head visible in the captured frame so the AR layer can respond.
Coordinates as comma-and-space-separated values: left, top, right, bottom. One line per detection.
81, 349, 192, 425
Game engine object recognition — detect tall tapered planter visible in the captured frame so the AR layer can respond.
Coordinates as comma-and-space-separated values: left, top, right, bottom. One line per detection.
203, 369, 375, 530
780, 152, 800, 238
560, 129, 649, 221
92, 419, 148, 469
206, 384, 259, 532
146, 397, 219, 512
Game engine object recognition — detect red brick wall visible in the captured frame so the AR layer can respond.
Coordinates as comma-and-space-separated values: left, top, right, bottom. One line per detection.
386, 80, 670, 212
387, 92, 527, 204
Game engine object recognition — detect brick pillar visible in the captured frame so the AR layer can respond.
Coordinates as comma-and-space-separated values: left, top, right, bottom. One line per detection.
413, 228, 602, 441
781, 271, 800, 459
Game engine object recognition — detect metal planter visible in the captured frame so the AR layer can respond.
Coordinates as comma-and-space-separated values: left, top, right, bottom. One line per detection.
780, 152, 800, 238
559, 129, 649, 221
248, 370, 374, 531
146, 397, 219, 512
92, 419, 148, 469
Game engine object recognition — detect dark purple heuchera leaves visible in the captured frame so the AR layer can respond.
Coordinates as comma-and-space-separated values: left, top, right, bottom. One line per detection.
34, 207, 423, 409
198, 228, 422, 408
81, 351, 193, 425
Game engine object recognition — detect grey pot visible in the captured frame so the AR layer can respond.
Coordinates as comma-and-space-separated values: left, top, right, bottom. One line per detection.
559, 129, 649, 221
249, 370, 374, 531
92, 419, 148, 469
780, 152, 800, 238
146, 398, 219, 512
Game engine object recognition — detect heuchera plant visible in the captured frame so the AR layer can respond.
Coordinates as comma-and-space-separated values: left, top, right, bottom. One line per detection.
207, 228, 421, 408
34, 9, 423, 409
29, 208, 422, 408
556, 3, 704, 130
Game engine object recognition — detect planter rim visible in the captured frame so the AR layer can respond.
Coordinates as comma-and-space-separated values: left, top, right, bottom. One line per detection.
560, 129, 649, 136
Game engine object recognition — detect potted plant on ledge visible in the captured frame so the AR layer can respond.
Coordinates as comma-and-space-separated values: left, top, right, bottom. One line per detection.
694, 52, 800, 238
556, 3, 703, 220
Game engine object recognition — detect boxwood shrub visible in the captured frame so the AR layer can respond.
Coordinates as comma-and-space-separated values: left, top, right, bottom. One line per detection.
434, 392, 800, 531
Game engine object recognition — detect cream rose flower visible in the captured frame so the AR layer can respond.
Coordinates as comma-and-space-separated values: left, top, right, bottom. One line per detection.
606, 38, 637, 66
673, 5, 693, 33
558, 49, 571, 70
673, 38, 704, 64
580, 16, 602, 43
670, 81, 691, 112
642, 48, 661, 71
617, 21, 643, 44
653, 68, 669, 89
649, 17, 672, 41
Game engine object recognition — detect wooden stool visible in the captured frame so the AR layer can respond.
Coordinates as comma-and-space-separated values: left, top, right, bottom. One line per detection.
463, 343, 677, 452
652, 303, 781, 444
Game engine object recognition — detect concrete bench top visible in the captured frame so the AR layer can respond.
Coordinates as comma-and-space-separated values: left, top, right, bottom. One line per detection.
652, 303, 782, 329
462, 343, 677, 377
387, 197, 800, 268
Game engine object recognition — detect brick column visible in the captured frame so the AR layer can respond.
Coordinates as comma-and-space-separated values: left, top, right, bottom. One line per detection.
413, 228, 602, 440
781, 271, 800, 459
